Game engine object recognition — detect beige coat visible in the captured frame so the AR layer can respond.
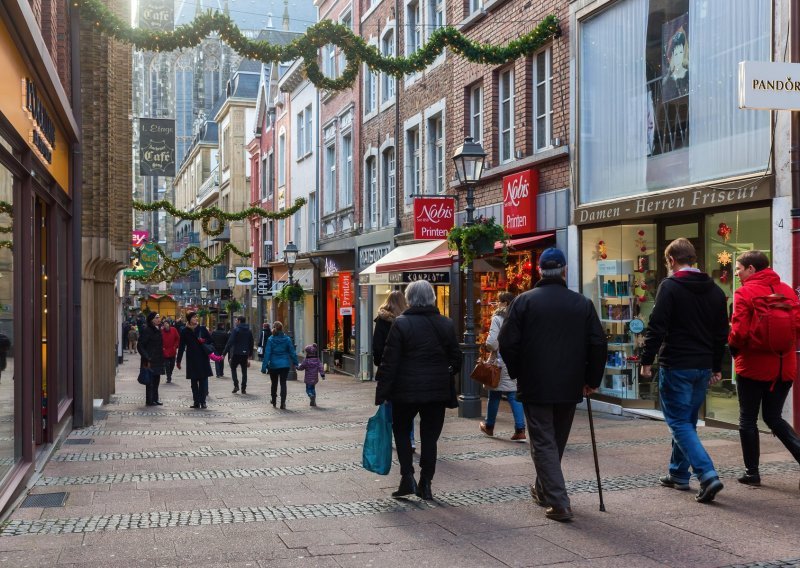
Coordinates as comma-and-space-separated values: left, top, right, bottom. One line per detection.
485, 312, 516, 392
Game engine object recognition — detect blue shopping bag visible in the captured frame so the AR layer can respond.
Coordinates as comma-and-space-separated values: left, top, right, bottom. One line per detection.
362, 404, 392, 475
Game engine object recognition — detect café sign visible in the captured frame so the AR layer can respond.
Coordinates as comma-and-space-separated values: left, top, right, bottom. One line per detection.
738, 61, 800, 111
503, 169, 538, 236
413, 196, 454, 240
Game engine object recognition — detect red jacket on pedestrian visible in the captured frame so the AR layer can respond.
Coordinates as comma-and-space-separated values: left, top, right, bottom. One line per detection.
728, 268, 800, 383
161, 326, 180, 359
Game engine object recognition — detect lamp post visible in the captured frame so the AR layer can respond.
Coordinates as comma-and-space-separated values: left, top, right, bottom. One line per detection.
200, 286, 208, 326
452, 137, 486, 419
226, 270, 236, 324
284, 241, 299, 381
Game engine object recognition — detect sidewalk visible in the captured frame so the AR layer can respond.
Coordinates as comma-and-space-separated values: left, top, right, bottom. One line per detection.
1, 357, 799, 567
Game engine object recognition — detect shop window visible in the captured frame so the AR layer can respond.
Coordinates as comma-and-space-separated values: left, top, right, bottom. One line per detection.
0, 163, 16, 479
469, 84, 483, 145
578, 0, 770, 204
498, 69, 514, 164
581, 224, 657, 401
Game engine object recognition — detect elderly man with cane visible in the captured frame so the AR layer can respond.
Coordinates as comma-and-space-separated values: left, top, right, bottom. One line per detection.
500, 248, 608, 522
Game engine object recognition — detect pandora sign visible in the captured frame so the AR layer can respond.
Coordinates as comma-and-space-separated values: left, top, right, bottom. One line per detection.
503, 169, 538, 236
413, 197, 455, 240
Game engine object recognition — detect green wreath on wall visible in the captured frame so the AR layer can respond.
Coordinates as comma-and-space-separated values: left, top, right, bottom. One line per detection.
76, 0, 560, 92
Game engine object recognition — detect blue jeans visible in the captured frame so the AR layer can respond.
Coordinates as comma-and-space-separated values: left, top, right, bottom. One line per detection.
658, 368, 718, 483
485, 390, 525, 430
306, 384, 316, 398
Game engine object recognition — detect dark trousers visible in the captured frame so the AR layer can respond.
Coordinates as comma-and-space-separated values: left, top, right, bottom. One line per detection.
214, 353, 225, 377
524, 402, 576, 510
164, 357, 175, 381
737, 376, 800, 471
230, 356, 248, 389
145, 374, 161, 405
269, 368, 289, 402
391, 402, 446, 480
190, 376, 209, 405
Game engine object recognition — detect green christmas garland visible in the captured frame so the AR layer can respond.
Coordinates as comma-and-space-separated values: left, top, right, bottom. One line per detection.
133, 197, 306, 237
76, 0, 560, 92
128, 242, 252, 283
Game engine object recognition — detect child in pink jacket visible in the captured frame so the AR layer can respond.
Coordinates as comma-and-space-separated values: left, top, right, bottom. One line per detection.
298, 344, 325, 406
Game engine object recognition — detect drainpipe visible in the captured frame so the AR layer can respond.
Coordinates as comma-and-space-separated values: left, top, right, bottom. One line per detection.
792, 0, 800, 432
70, 2, 85, 427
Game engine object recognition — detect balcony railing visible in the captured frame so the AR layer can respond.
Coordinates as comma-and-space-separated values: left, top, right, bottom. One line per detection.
196, 168, 220, 205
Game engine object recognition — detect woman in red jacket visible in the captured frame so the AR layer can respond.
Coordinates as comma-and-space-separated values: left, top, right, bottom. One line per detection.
161, 320, 181, 383
729, 250, 800, 486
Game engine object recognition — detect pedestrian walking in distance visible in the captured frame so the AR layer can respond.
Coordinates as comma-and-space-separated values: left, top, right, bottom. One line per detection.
499, 248, 607, 522
223, 316, 254, 394
161, 320, 180, 384
176, 312, 213, 409
375, 280, 462, 501
127, 325, 139, 354
298, 343, 325, 406
210, 323, 229, 378
480, 291, 527, 442
257, 321, 271, 361
640, 238, 729, 503
261, 321, 298, 409
728, 250, 800, 488
138, 311, 165, 406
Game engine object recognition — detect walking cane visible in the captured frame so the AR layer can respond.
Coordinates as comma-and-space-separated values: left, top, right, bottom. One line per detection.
586, 396, 606, 512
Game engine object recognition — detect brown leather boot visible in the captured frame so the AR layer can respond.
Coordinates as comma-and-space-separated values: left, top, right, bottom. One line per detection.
510, 428, 527, 441
479, 422, 494, 437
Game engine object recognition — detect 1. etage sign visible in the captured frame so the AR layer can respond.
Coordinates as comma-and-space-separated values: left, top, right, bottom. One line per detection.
502, 169, 538, 236
413, 197, 455, 240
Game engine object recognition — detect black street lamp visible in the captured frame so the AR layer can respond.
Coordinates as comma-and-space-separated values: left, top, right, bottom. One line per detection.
226, 270, 236, 322
284, 241, 299, 381
452, 137, 487, 419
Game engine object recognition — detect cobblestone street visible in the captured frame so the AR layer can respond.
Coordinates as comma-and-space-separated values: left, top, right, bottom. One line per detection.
1, 358, 799, 567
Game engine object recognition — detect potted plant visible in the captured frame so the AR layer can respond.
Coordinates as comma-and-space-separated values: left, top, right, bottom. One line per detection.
276, 282, 304, 303
447, 216, 510, 268
225, 299, 242, 316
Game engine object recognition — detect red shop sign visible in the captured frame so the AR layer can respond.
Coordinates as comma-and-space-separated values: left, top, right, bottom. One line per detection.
502, 169, 539, 236
413, 196, 455, 240
338, 272, 353, 308
132, 230, 149, 247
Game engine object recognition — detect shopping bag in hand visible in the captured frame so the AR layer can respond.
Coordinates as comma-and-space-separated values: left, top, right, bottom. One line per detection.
362, 404, 392, 475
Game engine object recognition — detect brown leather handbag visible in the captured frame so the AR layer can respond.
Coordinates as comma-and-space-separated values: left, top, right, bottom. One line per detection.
470, 348, 501, 389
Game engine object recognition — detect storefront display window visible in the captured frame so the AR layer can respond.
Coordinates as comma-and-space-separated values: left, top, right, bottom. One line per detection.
578, 0, 770, 204
581, 224, 657, 401
704, 207, 770, 424
325, 275, 355, 356
0, 163, 16, 479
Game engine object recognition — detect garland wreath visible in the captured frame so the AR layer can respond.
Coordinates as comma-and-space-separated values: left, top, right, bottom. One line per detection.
132, 197, 306, 237
76, 0, 560, 92
127, 242, 251, 283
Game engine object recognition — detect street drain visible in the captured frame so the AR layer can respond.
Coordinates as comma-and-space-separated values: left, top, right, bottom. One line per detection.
20, 492, 68, 508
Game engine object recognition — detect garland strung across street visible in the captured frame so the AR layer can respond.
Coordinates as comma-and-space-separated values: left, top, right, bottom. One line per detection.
132, 197, 306, 237
128, 242, 251, 283
76, 0, 560, 92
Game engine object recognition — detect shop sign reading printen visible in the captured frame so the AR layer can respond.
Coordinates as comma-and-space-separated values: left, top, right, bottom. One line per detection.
503, 169, 538, 236
413, 196, 454, 240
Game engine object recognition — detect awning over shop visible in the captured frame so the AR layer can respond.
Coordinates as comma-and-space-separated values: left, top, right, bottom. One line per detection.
359, 240, 447, 284
376, 241, 452, 273
501, 233, 555, 251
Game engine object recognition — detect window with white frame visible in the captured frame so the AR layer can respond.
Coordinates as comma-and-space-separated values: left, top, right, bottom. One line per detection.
381, 31, 395, 102
406, 0, 421, 55
427, 0, 444, 37
427, 114, 444, 194
405, 126, 421, 202
534, 47, 553, 152
383, 147, 396, 224
277, 219, 285, 260
304, 104, 312, 155
324, 143, 336, 213
278, 133, 286, 185
327, 44, 337, 78
499, 68, 515, 163
469, 84, 483, 144
339, 12, 352, 72
364, 65, 377, 114
267, 151, 274, 197
469, 0, 481, 15
260, 155, 267, 199
366, 156, 378, 228
342, 133, 353, 206
308, 192, 317, 250
296, 111, 305, 157
294, 210, 302, 249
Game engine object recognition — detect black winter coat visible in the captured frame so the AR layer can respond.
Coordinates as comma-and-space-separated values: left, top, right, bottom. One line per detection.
138, 323, 165, 373
177, 326, 213, 379
375, 306, 462, 405
371, 316, 393, 367
211, 329, 229, 354
499, 278, 607, 405
224, 324, 254, 359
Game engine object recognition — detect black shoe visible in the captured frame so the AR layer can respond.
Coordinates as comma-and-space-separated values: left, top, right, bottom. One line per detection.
153, 401, 163, 406
696, 477, 724, 503
392, 474, 417, 498
146, 402, 156, 406
232, 387, 239, 394
166, 378, 172, 383
200, 403, 207, 409
310, 396, 316, 407
241, 388, 246, 394
737, 473, 761, 486
659, 475, 690, 491
190, 404, 199, 409
415, 478, 433, 500
545, 506, 574, 522
271, 397, 277, 407
529, 485, 547, 507
280, 401, 286, 409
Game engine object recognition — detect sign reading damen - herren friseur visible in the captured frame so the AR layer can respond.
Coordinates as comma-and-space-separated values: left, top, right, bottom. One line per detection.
139, 118, 176, 176
138, 0, 174, 32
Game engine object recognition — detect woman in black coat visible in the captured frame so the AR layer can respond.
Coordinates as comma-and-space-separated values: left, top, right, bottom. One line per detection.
176, 312, 214, 409
138, 311, 165, 406
376, 280, 462, 501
